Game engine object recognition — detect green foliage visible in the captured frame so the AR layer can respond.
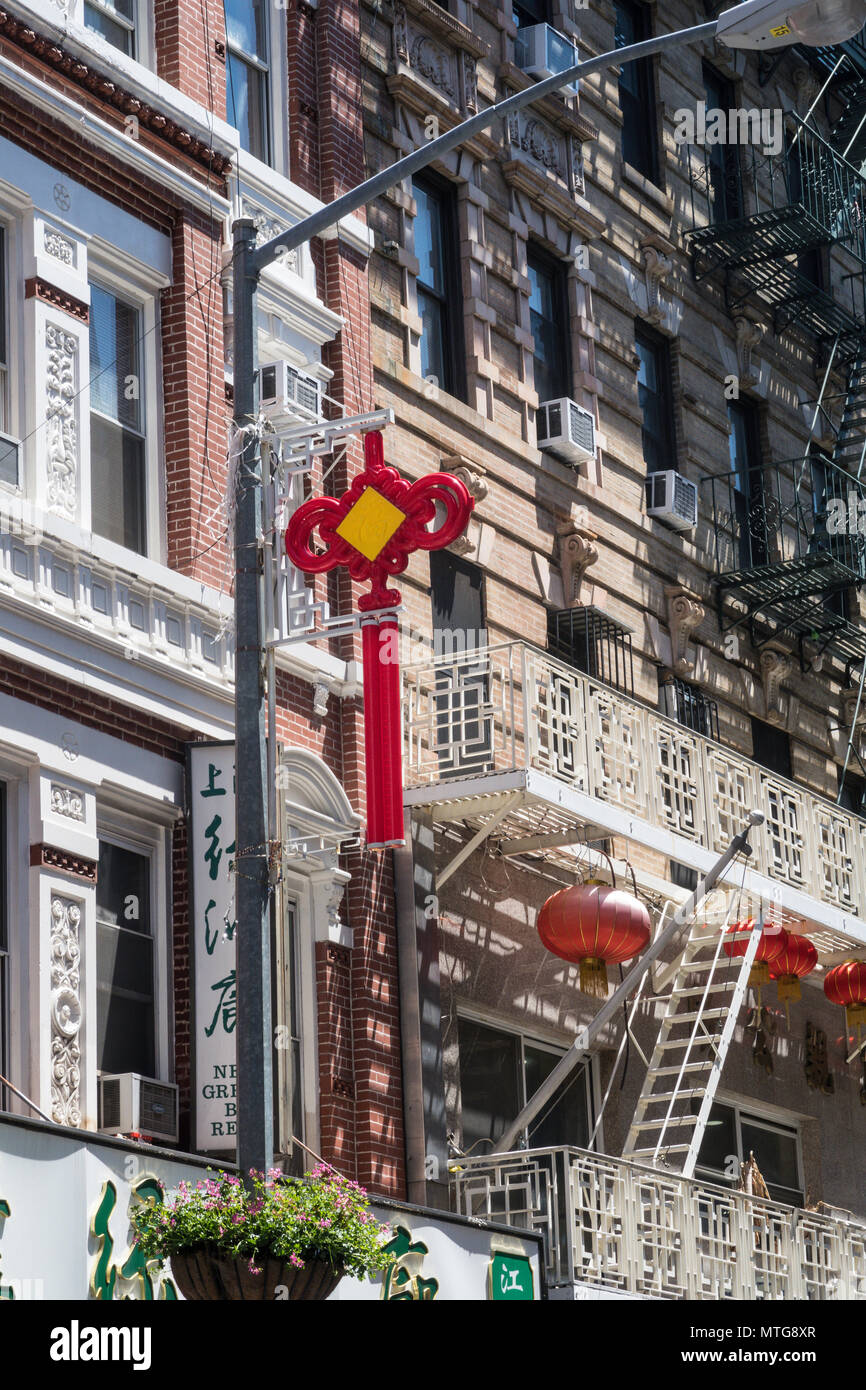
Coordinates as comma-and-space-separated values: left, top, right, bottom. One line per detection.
130, 1164, 393, 1280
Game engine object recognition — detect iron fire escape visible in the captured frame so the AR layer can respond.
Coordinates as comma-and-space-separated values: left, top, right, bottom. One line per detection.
688, 30, 866, 674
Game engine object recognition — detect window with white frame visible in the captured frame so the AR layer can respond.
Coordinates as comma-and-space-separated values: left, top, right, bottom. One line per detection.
84, 0, 137, 56
96, 836, 156, 1078
277, 897, 305, 1173
457, 1015, 594, 1154
89, 281, 147, 554
695, 1100, 804, 1207
225, 0, 271, 164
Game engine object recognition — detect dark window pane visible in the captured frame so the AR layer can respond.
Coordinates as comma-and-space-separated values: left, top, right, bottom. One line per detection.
513, 0, 548, 26
740, 1121, 802, 1204
97, 841, 154, 1077
412, 175, 463, 398
528, 248, 569, 402
696, 1103, 737, 1175
90, 414, 146, 553
838, 769, 866, 815
84, 2, 134, 55
458, 1019, 521, 1151
97, 841, 151, 932
614, 0, 656, 180
670, 860, 699, 892
636, 328, 674, 474
703, 64, 742, 222
417, 288, 446, 388
751, 716, 792, 780
415, 184, 446, 295
431, 552, 489, 776
524, 1045, 590, 1149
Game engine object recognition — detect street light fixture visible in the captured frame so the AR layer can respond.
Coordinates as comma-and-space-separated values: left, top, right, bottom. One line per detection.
231, 0, 865, 1180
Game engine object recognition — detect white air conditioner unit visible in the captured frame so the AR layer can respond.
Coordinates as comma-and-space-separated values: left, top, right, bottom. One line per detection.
536, 397, 596, 466
645, 469, 698, 532
256, 360, 322, 424
99, 1073, 179, 1144
515, 24, 579, 95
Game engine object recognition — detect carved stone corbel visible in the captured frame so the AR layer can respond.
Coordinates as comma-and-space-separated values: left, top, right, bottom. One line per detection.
760, 647, 792, 726
665, 585, 704, 677
440, 454, 488, 504
640, 238, 673, 327
393, 3, 410, 63
557, 521, 599, 607
734, 314, 766, 389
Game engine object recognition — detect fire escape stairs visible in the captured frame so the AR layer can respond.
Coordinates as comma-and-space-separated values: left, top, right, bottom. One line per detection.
622, 920, 763, 1178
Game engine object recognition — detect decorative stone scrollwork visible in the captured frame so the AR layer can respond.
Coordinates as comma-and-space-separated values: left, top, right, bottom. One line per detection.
641, 244, 673, 327
242, 200, 298, 273
461, 53, 477, 114
410, 34, 457, 100
760, 647, 792, 726
441, 456, 488, 504
394, 3, 410, 63
734, 315, 766, 389
43, 229, 74, 265
49, 896, 82, 1127
665, 585, 704, 677
50, 783, 85, 821
521, 119, 563, 176
45, 323, 78, 519
568, 136, 585, 195
557, 523, 599, 607
312, 680, 329, 718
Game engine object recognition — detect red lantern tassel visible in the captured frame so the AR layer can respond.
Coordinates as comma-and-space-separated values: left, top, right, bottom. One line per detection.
362, 614, 406, 850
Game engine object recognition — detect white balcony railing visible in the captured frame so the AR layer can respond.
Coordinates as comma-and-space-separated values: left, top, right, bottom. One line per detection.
453, 1146, 866, 1300
403, 642, 865, 920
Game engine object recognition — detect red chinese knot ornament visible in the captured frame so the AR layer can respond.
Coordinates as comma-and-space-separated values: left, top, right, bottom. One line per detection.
285, 430, 474, 849
536, 882, 651, 999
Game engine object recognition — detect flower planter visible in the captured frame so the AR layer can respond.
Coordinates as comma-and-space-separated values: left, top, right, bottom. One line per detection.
170, 1250, 344, 1302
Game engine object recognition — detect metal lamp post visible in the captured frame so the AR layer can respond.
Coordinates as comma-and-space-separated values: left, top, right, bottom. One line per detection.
231, 0, 866, 1179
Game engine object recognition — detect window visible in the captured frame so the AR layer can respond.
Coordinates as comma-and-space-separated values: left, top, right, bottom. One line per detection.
96, 839, 155, 1077
84, 0, 136, 56
751, 715, 792, 781
703, 63, 742, 223
810, 447, 852, 617
225, 0, 270, 163
728, 398, 766, 568
512, 0, 549, 28
670, 859, 699, 892
838, 767, 866, 815
635, 325, 675, 475
457, 1016, 593, 1152
89, 283, 146, 554
614, 0, 657, 182
548, 606, 635, 697
430, 551, 490, 775
695, 1101, 804, 1207
413, 174, 464, 400
277, 899, 305, 1174
660, 675, 720, 740
527, 245, 571, 403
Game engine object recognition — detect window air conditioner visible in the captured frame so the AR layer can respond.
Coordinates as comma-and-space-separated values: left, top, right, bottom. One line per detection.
644, 469, 698, 532
99, 1073, 179, 1144
537, 397, 596, 466
515, 24, 580, 95
256, 360, 322, 424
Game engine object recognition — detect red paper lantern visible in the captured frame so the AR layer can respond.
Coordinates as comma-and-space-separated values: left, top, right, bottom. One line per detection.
769, 933, 818, 1003
537, 883, 651, 999
723, 920, 787, 987
823, 961, 866, 1031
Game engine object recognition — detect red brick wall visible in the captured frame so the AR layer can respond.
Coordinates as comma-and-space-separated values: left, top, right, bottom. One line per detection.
161, 211, 230, 584
155, 0, 227, 119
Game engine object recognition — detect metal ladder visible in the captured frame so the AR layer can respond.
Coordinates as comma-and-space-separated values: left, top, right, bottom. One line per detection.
622, 917, 763, 1177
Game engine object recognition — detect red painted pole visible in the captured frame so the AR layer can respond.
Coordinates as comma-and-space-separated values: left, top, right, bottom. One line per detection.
362, 613, 405, 849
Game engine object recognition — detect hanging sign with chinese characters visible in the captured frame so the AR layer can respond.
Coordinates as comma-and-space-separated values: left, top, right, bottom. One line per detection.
188, 741, 237, 1152
285, 429, 474, 849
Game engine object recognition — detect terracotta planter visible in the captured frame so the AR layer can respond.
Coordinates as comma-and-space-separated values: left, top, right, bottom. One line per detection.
169, 1250, 344, 1301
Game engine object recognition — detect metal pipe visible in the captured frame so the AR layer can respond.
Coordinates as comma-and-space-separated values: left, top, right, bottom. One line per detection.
492, 812, 765, 1154
392, 813, 430, 1205
233, 217, 274, 1180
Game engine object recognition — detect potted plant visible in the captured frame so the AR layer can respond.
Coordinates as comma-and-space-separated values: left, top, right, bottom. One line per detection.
131, 1163, 393, 1301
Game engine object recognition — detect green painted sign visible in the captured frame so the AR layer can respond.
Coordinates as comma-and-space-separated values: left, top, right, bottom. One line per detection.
489, 1251, 535, 1301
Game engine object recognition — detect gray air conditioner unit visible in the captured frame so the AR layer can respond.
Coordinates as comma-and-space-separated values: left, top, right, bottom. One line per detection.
645, 469, 698, 532
515, 23, 580, 95
99, 1073, 179, 1144
256, 360, 322, 424
537, 397, 596, 467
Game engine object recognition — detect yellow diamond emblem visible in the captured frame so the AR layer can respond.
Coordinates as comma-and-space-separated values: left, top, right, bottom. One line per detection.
336, 487, 406, 562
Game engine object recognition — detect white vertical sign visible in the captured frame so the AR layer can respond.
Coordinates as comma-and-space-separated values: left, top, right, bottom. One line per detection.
189, 743, 237, 1152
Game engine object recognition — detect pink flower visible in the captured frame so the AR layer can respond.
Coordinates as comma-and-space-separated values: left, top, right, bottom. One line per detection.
289, 1254, 305, 1269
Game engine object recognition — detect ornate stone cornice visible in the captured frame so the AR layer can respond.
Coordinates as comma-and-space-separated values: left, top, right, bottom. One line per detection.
665, 585, 704, 677
30, 843, 98, 881
640, 236, 674, 328
25, 277, 89, 323
0, 9, 233, 178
